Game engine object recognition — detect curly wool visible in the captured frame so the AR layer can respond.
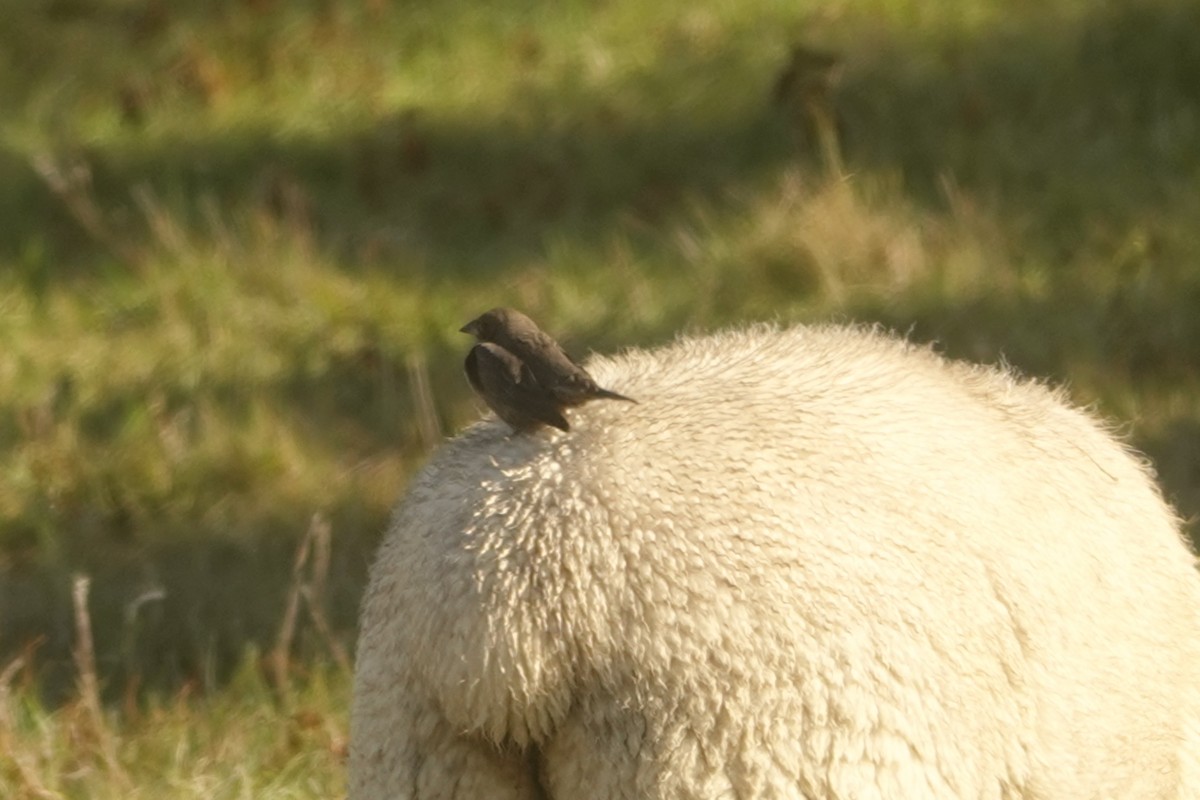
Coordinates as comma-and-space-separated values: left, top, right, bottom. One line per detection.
350, 324, 1200, 799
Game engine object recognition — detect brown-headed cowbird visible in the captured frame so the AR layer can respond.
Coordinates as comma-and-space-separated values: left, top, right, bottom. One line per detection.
465, 342, 569, 433
460, 308, 637, 406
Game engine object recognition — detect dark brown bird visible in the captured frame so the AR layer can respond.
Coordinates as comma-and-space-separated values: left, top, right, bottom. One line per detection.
465, 342, 569, 433
772, 44, 842, 106
460, 308, 637, 406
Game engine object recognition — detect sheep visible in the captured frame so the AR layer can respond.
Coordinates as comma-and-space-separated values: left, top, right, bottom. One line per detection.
350, 324, 1200, 799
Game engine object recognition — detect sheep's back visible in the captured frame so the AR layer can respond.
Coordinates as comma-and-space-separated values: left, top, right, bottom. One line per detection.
351, 324, 1200, 799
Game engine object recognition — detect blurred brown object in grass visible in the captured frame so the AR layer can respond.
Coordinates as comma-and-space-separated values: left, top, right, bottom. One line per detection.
773, 44, 845, 176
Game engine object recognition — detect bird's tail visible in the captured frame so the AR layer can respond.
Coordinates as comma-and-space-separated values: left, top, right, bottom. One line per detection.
596, 388, 638, 404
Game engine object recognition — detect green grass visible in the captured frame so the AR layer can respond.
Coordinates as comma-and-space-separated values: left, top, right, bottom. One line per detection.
1, 650, 348, 799
2, 0, 1199, 795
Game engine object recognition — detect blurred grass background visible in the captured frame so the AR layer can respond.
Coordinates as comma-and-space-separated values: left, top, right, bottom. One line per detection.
1, 0, 1198, 795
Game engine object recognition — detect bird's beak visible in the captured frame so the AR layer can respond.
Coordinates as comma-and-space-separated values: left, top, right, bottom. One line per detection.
460, 320, 480, 336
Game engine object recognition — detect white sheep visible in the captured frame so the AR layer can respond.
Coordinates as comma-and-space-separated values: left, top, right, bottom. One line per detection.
350, 324, 1200, 799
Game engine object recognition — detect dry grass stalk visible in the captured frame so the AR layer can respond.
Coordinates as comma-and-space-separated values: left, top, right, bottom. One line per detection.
271, 513, 348, 696
71, 575, 128, 788
300, 585, 352, 676
132, 184, 188, 257
270, 524, 313, 696
30, 153, 146, 270
0, 669, 62, 800
407, 352, 442, 452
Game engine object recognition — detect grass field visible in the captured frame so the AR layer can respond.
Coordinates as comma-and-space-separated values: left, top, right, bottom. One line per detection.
2, 0, 1199, 795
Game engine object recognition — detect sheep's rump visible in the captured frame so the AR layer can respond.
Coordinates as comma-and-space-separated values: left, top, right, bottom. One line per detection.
351, 324, 1200, 799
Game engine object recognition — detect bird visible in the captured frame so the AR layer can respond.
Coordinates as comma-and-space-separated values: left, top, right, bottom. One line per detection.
772, 44, 842, 107
465, 342, 570, 433
460, 308, 637, 406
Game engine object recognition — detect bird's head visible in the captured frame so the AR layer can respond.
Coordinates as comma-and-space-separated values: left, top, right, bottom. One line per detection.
460, 307, 530, 342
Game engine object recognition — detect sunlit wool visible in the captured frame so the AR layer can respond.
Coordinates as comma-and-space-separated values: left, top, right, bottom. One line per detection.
350, 324, 1200, 799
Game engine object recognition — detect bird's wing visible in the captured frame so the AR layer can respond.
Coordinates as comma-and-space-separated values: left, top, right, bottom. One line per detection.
464, 346, 485, 395
502, 360, 569, 431
471, 344, 569, 432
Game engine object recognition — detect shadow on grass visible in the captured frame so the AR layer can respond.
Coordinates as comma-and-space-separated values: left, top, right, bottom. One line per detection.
1, 502, 380, 705
840, 1, 1200, 236
3, 0, 1199, 699
6, 2, 1198, 282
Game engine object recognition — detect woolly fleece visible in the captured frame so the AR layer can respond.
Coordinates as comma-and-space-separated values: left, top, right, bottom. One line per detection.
350, 324, 1200, 799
